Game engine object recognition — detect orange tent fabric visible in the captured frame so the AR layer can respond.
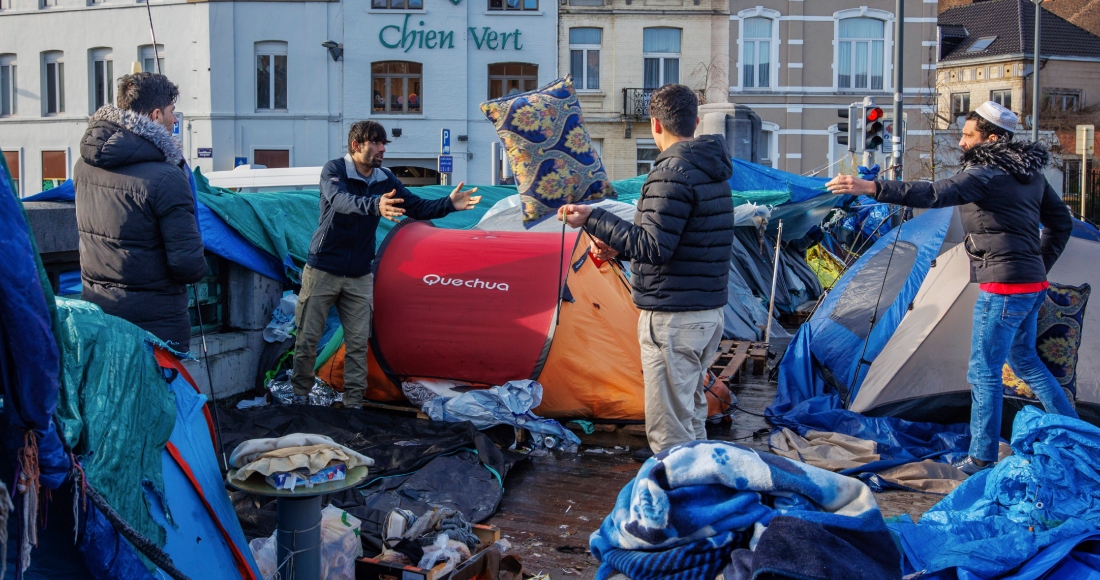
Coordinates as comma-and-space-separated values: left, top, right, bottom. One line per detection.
315, 345, 404, 402
314, 225, 732, 421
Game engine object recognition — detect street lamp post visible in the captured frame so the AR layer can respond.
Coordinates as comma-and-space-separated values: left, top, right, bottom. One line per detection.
1032, 0, 1043, 142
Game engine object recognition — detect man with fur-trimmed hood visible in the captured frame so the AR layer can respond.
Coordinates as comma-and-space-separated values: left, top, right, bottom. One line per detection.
826, 101, 1077, 476
74, 73, 206, 351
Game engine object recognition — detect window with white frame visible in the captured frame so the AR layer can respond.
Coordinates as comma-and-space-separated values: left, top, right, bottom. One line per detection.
372, 0, 423, 8
991, 89, 1011, 111
372, 61, 422, 114
140, 45, 164, 74
838, 17, 885, 91
950, 92, 970, 126
759, 128, 777, 168
643, 28, 680, 89
488, 63, 538, 99
256, 41, 288, 111
42, 51, 64, 115
742, 17, 773, 89
636, 139, 659, 175
1, 54, 15, 117
489, 0, 536, 11
569, 28, 601, 91
1044, 89, 1080, 112
90, 48, 113, 112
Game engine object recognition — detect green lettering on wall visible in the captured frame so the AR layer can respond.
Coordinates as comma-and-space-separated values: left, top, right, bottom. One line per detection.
513, 29, 522, 49
425, 30, 438, 49
501, 32, 512, 48
487, 30, 499, 50
440, 29, 454, 48
379, 15, 408, 49
469, 27, 486, 49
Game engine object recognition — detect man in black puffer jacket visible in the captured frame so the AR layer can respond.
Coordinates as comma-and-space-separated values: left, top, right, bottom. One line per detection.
559, 84, 734, 454
827, 101, 1076, 476
74, 73, 206, 350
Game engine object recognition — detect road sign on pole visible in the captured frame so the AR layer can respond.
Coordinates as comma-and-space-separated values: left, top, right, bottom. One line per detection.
438, 154, 453, 174
441, 129, 451, 155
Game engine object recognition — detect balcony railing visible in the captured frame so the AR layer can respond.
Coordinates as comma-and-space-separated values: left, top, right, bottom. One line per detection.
622, 88, 654, 120
622, 87, 706, 120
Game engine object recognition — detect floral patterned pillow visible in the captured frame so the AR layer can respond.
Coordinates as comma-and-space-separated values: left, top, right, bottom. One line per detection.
481, 76, 614, 226
1003, 282, 1091, 403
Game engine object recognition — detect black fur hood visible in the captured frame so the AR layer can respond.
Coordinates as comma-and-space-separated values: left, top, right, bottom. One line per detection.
960, 140, 1050, 184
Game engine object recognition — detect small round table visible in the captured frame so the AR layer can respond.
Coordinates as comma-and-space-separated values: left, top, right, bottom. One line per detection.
227, 465, 369, 580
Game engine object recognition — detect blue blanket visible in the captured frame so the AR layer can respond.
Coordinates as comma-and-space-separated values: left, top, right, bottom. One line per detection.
890, 406, 1100, 579
589, 440, 889, 580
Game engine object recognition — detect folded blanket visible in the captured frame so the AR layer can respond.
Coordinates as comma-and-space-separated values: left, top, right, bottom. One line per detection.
229, 433, 373, 481
589, 440, 890, 580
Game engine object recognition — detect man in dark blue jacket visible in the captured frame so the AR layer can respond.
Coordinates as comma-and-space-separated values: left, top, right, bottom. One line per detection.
292, 121, 480, 408
826, 101, 1076, 475
559, 84, 734, 456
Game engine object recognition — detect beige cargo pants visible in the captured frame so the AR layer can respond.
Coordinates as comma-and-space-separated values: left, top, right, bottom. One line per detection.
291, 265, 373, 407
638, 308, 724, 453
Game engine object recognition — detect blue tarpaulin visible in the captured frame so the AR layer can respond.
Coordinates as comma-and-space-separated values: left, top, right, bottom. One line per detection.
727, 158, 830, 204
890, 406, 1100, 579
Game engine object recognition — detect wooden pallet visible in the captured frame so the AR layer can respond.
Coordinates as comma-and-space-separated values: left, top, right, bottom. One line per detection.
709, 340, 751, 385
355, 524, 501, 580
707, 340, 771, 381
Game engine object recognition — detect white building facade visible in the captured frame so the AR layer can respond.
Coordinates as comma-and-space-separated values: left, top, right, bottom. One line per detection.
0, 0, 557, 196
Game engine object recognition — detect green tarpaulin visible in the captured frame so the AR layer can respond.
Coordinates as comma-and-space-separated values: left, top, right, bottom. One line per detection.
194, 169, 321, 282
53, 298, 178, 557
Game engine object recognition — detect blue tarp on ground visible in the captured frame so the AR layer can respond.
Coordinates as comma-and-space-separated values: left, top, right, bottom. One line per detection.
889, 406, 1100, 579
766, 208, 972, 471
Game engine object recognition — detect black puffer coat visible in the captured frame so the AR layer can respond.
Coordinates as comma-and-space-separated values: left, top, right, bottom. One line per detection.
73, 105, 207, 349
875, 140, 1072, 284
585, 135, 734, 311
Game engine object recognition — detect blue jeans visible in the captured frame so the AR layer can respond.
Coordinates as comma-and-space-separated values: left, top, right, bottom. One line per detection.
967, 290, 1079, 462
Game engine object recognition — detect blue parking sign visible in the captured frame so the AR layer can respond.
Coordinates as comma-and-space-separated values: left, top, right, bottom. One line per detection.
438, 155, 453, 174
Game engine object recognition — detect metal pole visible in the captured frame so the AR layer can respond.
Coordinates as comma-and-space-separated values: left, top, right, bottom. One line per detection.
893, 0, 904, 180
276, 495, 323, 580
765, 220, 784, 345
1083, 157, 1088, 219
144, 0, 160, 73
1032, 0, 1042, 142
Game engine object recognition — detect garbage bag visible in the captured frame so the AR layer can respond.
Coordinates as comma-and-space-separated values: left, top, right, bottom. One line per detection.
321, 505, 363, 580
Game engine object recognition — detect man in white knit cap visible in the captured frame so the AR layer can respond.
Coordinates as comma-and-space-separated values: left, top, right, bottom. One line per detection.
825, 101, 1076, 475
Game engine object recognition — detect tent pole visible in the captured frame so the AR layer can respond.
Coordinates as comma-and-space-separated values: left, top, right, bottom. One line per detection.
192, 283, 229, 471
765, 220, 783, 345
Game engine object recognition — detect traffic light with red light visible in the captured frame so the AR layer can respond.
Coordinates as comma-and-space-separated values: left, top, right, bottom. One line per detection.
864, 106, 885, 152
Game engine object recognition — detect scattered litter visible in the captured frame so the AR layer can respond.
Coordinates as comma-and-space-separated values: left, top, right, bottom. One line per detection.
578, 516, 590, 522
571, 420, 595, 434
559, 525, 569, 530
614, 446, 623, 450
235, 395, 267, 409
584, 448, 610, 454
565, 505, 571, 513
555, 545, 588, 554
